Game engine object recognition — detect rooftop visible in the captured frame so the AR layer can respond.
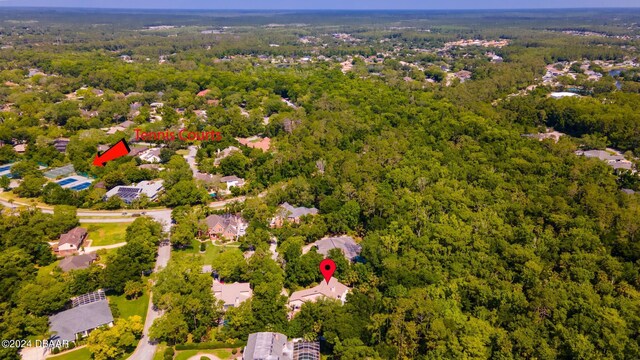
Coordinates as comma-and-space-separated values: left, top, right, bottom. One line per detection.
104, 180, 164, 203
289, 277, 350, 304
58, 253, 97, 272
244, 332, 292, 360
280, 202, 319, 219
213, 281, 253, 308
59, 227, 88, 248
575, 149, 626, 162
237, 137, 271, 152
220, 175, 243, 183
195, 172, 215, 182
313, 235, 361, 260
49, 299, 113, 342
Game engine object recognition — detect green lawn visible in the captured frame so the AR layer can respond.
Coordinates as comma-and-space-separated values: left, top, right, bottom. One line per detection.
37, 261, 60, 277
153, 342, 168, 360
85, 222, 127, 246
174, 348, 235, 360
173, 239, 233, 265
109, 290, 150, 323
48, 346, 91, 360
201, 243, 227, 264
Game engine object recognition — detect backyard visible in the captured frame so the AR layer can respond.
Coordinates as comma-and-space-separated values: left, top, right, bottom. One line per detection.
108, 289, 150, 322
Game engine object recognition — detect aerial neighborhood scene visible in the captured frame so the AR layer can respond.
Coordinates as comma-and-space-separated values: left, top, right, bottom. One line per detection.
0, 0, 640, 360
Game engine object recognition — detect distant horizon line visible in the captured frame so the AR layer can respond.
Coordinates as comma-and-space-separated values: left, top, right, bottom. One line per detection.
1, 6, 639, 11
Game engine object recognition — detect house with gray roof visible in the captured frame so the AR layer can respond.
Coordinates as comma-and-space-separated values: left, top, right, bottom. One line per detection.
220, 175, 245, 188
49, 300, 114, 342
310, 235, 361, 261
575, 148, 636, 173
214, 146, 240, 166
58, 253, 97, 272
103, 180, 164, 204
243, 332, 319, 360
243, 332, 293, 360
270, 202, 319, 228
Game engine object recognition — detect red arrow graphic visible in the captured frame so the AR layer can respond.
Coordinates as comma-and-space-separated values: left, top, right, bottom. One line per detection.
92, 139, 131, 167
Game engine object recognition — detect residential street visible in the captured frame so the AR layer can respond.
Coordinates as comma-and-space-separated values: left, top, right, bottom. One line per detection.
79, 217, 135, 223
184, 145, 199, 176
128, 238, 171, 360
0, 196, 250, 217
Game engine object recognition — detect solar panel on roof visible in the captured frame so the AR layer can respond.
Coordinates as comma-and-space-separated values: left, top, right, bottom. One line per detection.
71, 289, 106, 308
117, 187, 139, 195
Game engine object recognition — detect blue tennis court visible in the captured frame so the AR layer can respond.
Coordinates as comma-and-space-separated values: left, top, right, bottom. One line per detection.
0, 165, 11, 172
57, 178, 78, 186
70, 182, 91, 191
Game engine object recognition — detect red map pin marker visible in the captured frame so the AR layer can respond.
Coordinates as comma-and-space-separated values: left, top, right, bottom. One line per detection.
319, 259, 336, 284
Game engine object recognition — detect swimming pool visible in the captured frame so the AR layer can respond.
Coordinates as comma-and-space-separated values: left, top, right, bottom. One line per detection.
56, 178, 78, 186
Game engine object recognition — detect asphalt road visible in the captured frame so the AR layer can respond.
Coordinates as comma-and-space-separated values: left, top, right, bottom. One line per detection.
79, 217, 135, 223
128, 233, 171, 360
184, 145, 199, 176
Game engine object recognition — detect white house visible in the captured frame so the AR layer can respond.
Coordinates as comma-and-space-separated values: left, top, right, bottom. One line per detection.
138, 148, 162, 163
56, 227, 88, 256
220, 175, 245, 188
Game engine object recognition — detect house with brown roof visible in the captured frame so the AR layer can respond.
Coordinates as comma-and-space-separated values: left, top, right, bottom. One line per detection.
288, 277, 350, 316
195, 172, 215, 183
58, 253, 98, 272
237, 137, 271, 152
213, 280, 253, 310
57, 227, 88, 256
203, 214, 247, 241
270, 202, 319, 228
454, 70, 472, 82
197, 89, 211, 97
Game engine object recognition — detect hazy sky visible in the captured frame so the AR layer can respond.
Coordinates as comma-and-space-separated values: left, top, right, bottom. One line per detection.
1, 0, 639, 10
